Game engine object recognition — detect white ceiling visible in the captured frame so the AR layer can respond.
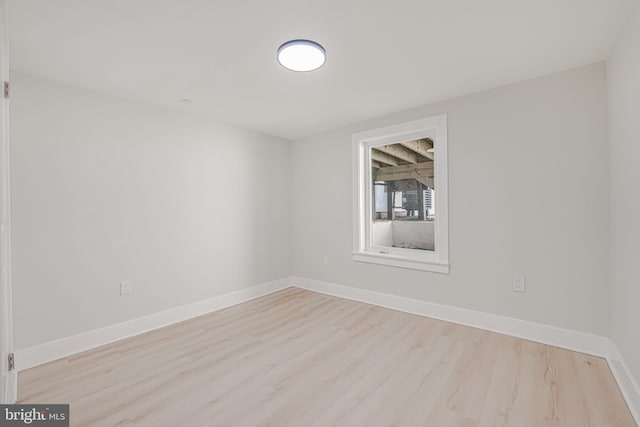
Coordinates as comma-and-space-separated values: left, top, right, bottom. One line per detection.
8, 0, 637, 140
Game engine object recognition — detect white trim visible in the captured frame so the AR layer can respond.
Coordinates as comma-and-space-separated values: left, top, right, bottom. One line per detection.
14, 278, 291, 371
293, 276, 640, 421
0, 0, 16, 405
607, 341, 640, 425
291, 276, 608, 357
12, 275, 638, 423
352, 115, 450, 274
352, 252, 450, 273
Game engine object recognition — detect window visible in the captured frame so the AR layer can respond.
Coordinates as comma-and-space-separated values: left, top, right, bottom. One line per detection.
352, 115, 449, 273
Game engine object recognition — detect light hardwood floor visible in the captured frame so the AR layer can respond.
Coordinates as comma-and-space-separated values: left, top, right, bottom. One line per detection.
19, 288, 636, 427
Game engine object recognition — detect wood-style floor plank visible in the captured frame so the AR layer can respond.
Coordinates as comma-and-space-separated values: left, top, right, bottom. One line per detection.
18, 288, 637, 427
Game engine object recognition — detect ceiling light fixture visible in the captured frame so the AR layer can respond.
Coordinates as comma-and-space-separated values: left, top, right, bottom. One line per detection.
277, 39, 326, 72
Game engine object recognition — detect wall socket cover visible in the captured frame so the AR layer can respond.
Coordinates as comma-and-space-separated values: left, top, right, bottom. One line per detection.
513, 275, 526, 293
120, 280, 132, 295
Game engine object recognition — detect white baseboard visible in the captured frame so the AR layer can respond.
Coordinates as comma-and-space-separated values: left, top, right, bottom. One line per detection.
292, 276, 640, 424
15, 278, 291, 371
14, 274, 638, 425
291, 277, 609, 357
607, 341, 640, 425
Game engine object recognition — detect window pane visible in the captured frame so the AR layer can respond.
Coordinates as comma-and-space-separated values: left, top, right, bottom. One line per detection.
371, 140, 435, 251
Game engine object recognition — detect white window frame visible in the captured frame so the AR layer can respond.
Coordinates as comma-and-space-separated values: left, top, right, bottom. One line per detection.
352, 115, 449, 273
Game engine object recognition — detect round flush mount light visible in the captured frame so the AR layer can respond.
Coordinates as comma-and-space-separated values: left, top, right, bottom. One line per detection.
277, 39, 326, 72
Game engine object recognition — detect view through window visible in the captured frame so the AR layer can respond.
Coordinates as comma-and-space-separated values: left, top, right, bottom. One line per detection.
371, 139, 435, 251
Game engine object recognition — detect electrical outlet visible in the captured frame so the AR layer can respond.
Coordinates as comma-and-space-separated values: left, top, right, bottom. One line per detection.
120, 280, 132, 295
512, 275, 526, 293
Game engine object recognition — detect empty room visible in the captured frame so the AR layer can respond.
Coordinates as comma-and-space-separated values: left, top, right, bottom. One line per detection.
1, 0, 639, 426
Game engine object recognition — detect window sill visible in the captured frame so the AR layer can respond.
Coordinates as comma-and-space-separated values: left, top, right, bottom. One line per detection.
352, 251, 450, 274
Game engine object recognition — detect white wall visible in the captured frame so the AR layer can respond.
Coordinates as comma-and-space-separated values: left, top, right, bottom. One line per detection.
10, 72, 291, 350
392, 221, 435, 250
372, 221, 392, 247
372, 221, 435, 250
292, 63, 610, 335
608, 5, 640, 387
